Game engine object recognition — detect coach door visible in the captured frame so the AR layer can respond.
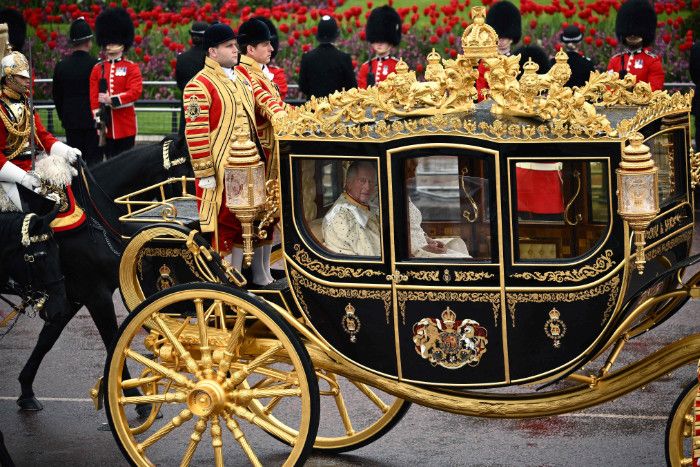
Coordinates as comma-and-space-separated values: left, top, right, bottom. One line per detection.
386, 143, 507, 386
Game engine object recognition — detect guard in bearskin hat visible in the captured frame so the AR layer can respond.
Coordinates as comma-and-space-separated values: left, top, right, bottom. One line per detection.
358, 5, 402, 89
607, 0, 664, 91
476, 1, 522, 99
253, 16, 288, 99
299, 15, 356, 99
89, 7, 143, 159
175, 21, 208, 135
0, 8, 26, 52
556, 25, 595, 88
234, 18, 287, 286
52, 18, 100, 166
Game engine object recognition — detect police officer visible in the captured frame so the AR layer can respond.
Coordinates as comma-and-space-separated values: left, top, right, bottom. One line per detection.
358, 6, 402, 89
253, 17, 288, 100
89, 7, 143, 159
52, 18, 99, 166
0, 8, 26, 52
175, 21, 208, 135
690, 42, 700, 150
513, 44, 551, 77
557, 25, 595, 88
477, 1, 522, 99
607, 0, 664, 91
299, 15, 356, 99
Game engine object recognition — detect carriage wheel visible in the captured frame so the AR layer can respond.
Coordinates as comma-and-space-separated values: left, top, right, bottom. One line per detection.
104, 283, 320, 466
249, 369, 411, 453
665, 379, 698, 467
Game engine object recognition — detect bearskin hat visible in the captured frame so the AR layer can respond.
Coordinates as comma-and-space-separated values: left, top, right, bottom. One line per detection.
615, 0, 657, 48
237, 18, 272, 52
0, 8, 26, 52
253, 17, 279, 59
95, 8, 134, 50
513, 45, 551, 75
317, 15, 339, 43
486, 1, 522, 44
365, 6, 402, 46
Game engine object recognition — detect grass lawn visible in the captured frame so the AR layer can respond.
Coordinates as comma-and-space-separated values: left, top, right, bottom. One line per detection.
37, 108, 179, 137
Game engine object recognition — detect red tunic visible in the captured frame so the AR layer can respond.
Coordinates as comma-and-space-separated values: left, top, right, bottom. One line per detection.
89, 58, 143, 139
357, 56, 399, 89
0, 104, 58, 171
607, 49, 664, 91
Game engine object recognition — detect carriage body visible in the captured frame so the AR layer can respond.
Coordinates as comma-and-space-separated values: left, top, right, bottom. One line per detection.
277, 100, 695, 388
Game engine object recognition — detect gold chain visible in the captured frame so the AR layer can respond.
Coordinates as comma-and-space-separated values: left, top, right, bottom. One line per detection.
0, 96, 31, 160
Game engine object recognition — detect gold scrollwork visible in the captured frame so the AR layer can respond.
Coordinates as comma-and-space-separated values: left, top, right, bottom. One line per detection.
645, 212, 687, 242
407, 270, 440, 281
290, 270, 392, 324
511, 250, 615, 283
291, 244, 383, 278
691, 150, 700, 190
397, 290, 501, 326
506, 275, 620, 327
454, 271, 495, 282
645, 230, 692, 263
136, 247, 206, 283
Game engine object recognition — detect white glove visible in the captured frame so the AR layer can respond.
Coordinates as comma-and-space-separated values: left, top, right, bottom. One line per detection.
0, 161, 41, 190
50, 141, 81, 165
198, 176, 216, 190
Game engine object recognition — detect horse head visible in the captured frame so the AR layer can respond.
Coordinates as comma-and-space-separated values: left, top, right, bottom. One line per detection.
1, 203, 68, 323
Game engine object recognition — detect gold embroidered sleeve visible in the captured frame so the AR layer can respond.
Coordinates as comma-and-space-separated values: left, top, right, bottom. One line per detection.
183, 79, 215, 178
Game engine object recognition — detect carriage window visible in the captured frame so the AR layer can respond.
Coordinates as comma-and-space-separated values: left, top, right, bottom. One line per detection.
298, 158, 381, 258
405, 156, 491, 261
514, 160, 609, 260
646, 129, 685, 205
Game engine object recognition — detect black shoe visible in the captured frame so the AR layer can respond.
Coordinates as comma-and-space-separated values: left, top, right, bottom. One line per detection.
270, 268, 286, 280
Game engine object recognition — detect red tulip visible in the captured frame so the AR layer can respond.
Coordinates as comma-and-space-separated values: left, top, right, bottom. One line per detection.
584, 36, 593, 44
48, 40, 56, 50
662, 33, 671, 43
302, 44, 311, 52
287, 37, 296, 46
134, 35, 143, 45
279, 23, 290, 33
595, 38, 603, 47
429, 35, 439, 44
415, 63, 424, 73
530, 19, 537, 29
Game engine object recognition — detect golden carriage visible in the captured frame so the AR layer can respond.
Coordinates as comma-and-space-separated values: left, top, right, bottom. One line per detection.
99, 8, 700, 466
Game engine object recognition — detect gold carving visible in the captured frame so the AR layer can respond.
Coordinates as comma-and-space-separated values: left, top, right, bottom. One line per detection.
506, 275, 621, 326
290, 270, 392, 324
291, 244, 382, 278
341, 303, 361, 343
645, 213, 687, 242
691, 151, 700, 190
511, 250, 615, 283
157, 264, 175, 291
412, 306, 489, 369
407, 270, 440, 281
397, 290, 501, 326
136, 247, 206, 283
645, 230, 693, 263
544, 307, 567, 349
454, 271, 495, 282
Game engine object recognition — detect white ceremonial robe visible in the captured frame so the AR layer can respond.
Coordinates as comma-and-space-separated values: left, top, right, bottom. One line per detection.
322, 192, 381, 256
408, 198, 471, 258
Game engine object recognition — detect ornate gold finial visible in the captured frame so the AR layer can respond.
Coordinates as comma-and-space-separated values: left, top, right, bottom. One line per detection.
441, 306, 457, 328
461, 6, 498, 61
394, 58, 409, 75
616, 132, 659, 274
227, 107, 260, 166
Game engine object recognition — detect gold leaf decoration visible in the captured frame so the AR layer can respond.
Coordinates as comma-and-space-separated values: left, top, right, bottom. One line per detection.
397, 290, 501, 327
291, 244, 383, 278
511, 250, 615, 283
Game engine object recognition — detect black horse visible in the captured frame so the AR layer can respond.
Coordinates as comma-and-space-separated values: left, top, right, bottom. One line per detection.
17, 135, 192, 412
1, 202, 68, 467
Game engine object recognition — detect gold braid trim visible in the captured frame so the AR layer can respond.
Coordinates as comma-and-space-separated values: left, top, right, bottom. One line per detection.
0, 97, 31, 160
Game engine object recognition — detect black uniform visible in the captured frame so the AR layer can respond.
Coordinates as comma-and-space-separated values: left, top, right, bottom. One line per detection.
690, 42, 700, 149
52, 50, 99, 165
175, 45, 206, 134
558, 51, 595, 88
298, 43, 357, 99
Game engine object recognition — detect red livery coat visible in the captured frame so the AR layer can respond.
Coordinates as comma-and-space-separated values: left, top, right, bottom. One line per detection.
607, 49, 664, 91
89, 58, 143, 139
357, 56, 399, 89
0, 97, 57, 170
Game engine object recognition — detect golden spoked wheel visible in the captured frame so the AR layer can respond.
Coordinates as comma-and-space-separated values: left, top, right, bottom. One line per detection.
249, 369, 411, 452
104, 283, 319, 466
666, 379, 698, 467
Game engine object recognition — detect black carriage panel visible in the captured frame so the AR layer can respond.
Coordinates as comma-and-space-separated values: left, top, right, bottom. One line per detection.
505, 273, 623, 381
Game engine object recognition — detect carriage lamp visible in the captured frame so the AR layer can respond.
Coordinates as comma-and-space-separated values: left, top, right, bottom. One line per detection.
224, 111, 266, 268
616, 132, 659, 274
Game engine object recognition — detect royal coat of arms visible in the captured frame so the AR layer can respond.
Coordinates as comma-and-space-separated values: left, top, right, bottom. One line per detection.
412, 306, 488, 369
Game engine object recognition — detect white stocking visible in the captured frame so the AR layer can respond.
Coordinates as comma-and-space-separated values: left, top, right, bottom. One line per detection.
252, 246, 271, 286
230, 248, 243, 273
262, 244, 274, 283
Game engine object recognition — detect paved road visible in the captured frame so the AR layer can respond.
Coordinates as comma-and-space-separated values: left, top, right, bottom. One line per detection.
1, 236, 699, 466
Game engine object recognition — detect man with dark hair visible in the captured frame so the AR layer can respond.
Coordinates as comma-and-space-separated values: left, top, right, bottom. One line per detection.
175, 21, 208, 135
89, 7, 143, 159
52, 18, 99, 166
322, 161, 381, 257
183, 23, 271, 283
607, 0, 664, 91
235, 17, 287, 285
358, 6, 402, 89
299, 15, 357, 99
252, 16, 288, 99
556, 25, 595, 88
